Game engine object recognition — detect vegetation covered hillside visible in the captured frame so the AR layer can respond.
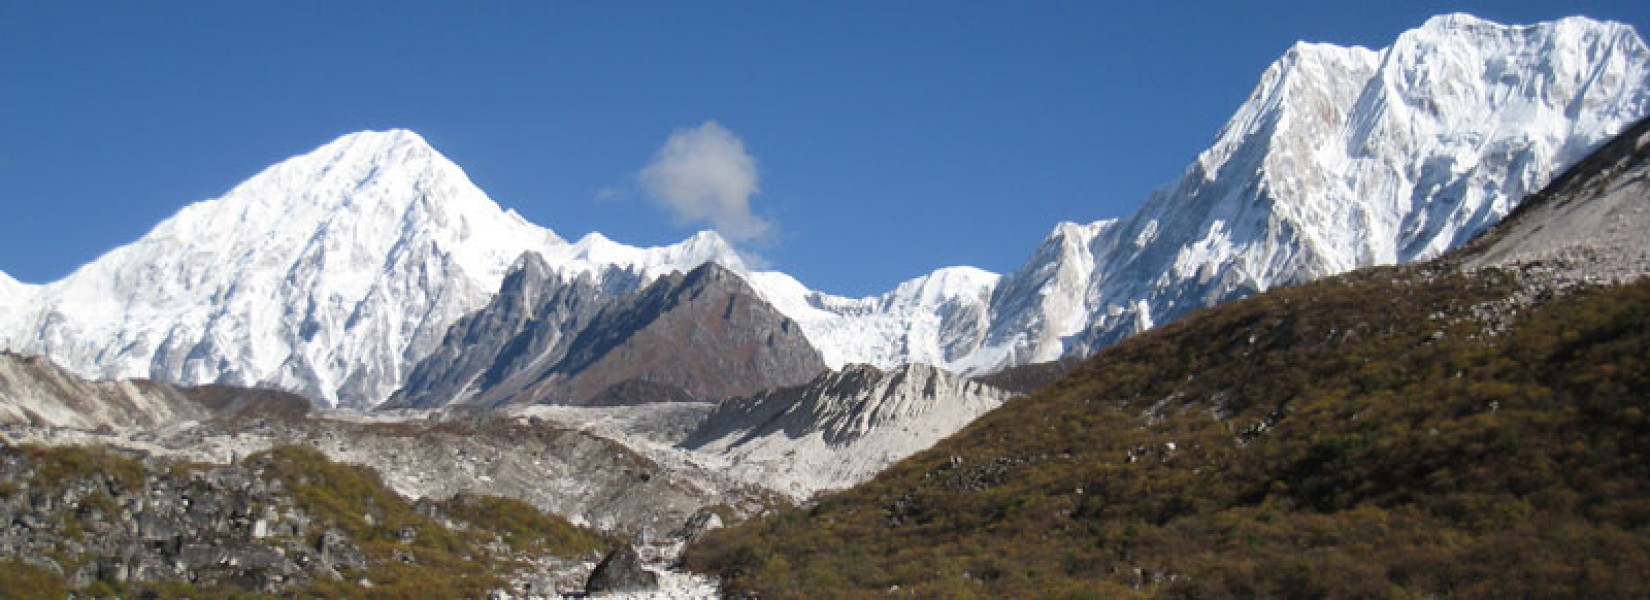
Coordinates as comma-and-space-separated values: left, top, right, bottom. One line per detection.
686, 266, 1650, 598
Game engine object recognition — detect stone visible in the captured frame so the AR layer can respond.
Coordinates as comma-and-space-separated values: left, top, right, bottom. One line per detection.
584, 543, 658, 595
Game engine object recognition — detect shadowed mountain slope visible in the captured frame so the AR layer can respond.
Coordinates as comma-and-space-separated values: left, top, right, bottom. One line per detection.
387, 261, 825, 408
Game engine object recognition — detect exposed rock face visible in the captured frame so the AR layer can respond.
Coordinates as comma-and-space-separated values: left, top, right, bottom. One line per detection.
671, 509, 725, 544
684, 363, 1013, 499
390, 261, 826, 408
384, 253, 610, 409
585, 543, 658, 595
543, 262, 826, 405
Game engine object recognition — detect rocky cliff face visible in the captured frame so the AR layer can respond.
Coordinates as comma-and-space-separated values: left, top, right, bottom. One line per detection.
390, 261, 826, 408
541, 262, 826, 405
384, 253, 610, 409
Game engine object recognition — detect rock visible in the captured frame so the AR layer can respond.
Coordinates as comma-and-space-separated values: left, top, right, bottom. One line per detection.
68, 562, 97, 590
584, 544, 658, 595
672, 509, 724, 544
316, 528, 367, 572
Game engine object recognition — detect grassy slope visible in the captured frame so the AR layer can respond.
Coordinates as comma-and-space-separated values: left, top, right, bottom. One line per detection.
686, 266, 1650, 598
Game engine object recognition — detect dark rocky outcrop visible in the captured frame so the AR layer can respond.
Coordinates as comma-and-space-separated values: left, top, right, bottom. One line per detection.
182, 384, 313, 422
976, 357, 1083, 395
539, 262, 826, 405
585, 543, 657, 594
385, 253, 610, 409
388, 258, 826, 408
670, 508, 725, 545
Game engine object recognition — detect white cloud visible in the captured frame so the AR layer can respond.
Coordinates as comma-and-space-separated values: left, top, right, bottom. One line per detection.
639, 121, 771, 242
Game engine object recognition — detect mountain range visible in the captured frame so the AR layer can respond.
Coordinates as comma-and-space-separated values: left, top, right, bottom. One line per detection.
2, 12, 1650, 597
2, 14, 1646, 413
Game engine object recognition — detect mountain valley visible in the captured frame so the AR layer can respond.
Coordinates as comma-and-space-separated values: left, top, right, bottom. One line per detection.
1, 12, 1648, 599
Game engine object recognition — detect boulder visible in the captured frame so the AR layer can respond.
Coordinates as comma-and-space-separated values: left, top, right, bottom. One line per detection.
584, 543, 657, 595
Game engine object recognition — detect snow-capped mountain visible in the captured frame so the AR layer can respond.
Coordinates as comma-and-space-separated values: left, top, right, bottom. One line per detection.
938, 13, 1650, 371
747, 267, 1000, 369
0, 131, 745, 408
2, 14, 1645, 410
731, 14, 1649, 376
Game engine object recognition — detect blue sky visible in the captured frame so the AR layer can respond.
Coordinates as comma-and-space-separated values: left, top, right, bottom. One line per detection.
3, 1, 1647, 296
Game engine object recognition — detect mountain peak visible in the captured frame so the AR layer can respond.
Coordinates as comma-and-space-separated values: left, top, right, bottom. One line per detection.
1413, 13, 1632, 39
275, 128, 441, 176
993, 12, 1650, 371
0, 130, 564, 408
311, 129, 434, 163
1416, 12, 1495, 32
332, 127, 429, 146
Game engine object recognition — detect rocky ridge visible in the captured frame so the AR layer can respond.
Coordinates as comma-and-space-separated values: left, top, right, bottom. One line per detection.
389, 260, 825, 408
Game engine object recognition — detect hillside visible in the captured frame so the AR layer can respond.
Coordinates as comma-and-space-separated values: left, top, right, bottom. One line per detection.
682, 117, 1650, 598
687, 262, 1650, 597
